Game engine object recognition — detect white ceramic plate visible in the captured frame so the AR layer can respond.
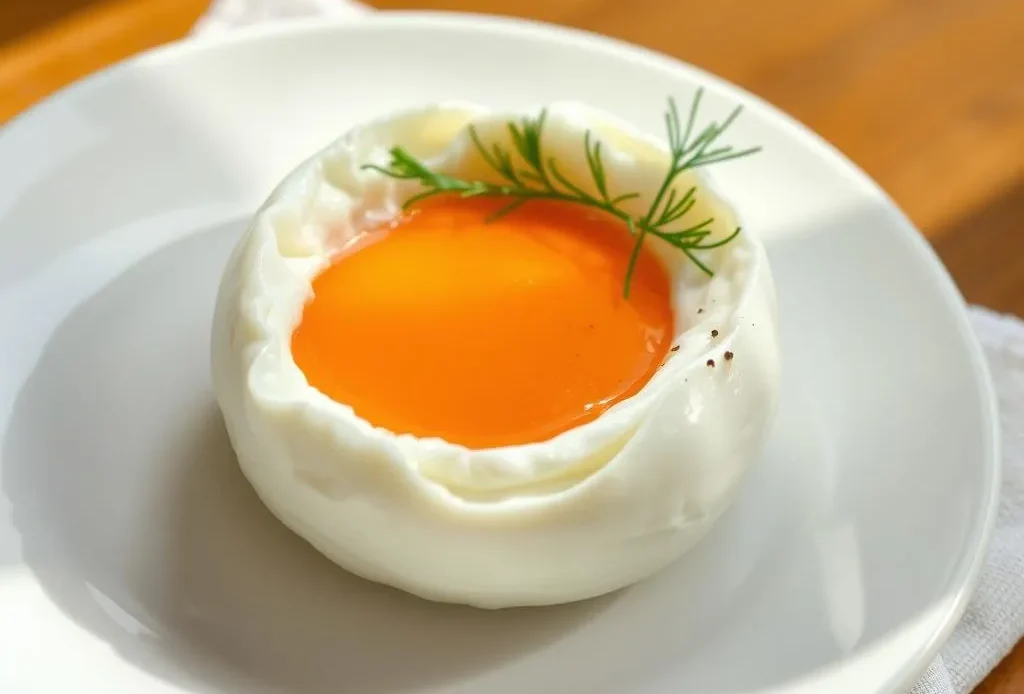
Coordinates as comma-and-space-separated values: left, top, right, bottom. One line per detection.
0, 12, 1000, 694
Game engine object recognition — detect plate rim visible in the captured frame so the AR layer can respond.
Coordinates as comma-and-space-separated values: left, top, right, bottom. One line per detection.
0, 11, 1003, 694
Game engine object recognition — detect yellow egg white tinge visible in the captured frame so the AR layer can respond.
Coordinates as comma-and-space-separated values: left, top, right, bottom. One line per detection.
210, 102, 781, 608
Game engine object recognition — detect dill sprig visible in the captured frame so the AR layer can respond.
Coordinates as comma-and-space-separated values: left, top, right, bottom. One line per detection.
362, 89, 761, 298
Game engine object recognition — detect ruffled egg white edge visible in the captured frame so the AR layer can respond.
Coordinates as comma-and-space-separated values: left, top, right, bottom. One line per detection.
213, 102, 775, 508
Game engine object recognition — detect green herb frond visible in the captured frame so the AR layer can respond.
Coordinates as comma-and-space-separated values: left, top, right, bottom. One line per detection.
362, 88, 761, 298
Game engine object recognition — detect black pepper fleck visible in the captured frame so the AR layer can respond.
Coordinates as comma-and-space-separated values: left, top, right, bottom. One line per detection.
724, 351, 734, 361
670, 345, 680, 352
697, 308, 704, 314
706, 358, 715, 368
711, 329, 719, 338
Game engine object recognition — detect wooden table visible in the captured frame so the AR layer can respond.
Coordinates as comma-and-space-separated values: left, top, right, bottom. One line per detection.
2, 0, 1022, 690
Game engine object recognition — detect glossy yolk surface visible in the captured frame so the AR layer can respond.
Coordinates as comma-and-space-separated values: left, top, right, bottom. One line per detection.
291, 196, 674, 449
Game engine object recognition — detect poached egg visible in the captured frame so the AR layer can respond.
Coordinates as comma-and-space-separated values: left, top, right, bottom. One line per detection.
211, 102, 780, 608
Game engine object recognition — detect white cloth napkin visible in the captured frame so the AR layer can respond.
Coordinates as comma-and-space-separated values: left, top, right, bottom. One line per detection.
193, 0, 369, 32
195, 3, 1023, 692
921, 306, 1024, 694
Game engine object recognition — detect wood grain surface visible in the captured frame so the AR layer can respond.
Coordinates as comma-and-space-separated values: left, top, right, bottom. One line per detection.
1, 0, 1021, 690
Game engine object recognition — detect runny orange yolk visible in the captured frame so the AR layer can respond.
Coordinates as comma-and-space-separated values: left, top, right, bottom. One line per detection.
291, 196, 674, 449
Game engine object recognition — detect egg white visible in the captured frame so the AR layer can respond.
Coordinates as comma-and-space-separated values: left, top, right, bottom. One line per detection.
211, 102, 781, 608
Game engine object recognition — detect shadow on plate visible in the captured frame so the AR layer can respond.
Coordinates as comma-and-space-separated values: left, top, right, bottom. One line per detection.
0, 171, 989, 694
0, 220, 616, 694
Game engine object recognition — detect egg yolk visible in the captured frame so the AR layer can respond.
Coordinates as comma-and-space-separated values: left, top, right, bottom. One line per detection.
291, 196, 674, 449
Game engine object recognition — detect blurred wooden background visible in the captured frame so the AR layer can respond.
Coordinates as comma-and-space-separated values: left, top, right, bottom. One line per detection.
0, 0, 1021, 690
